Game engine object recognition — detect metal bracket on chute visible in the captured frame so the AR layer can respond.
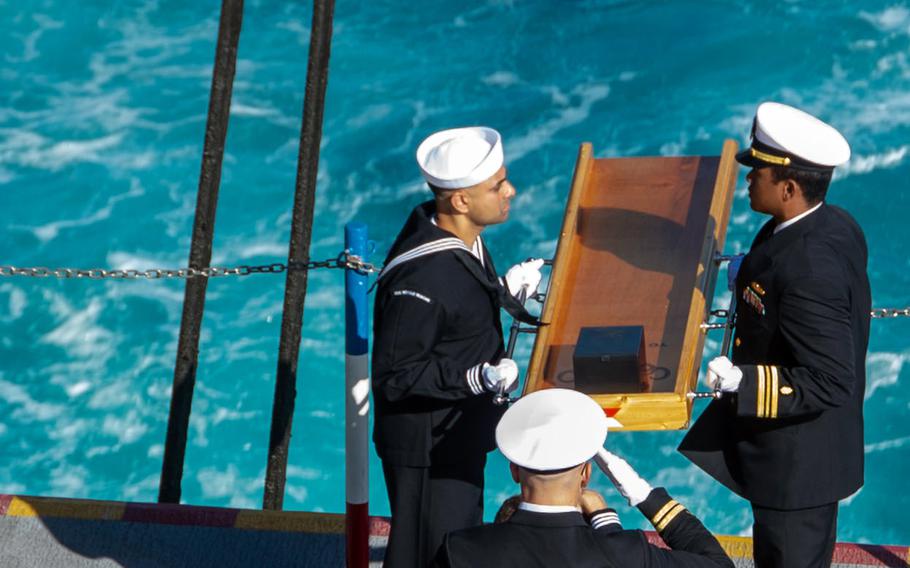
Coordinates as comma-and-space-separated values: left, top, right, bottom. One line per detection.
493, 258, 553, 406
689, 253, 744, 401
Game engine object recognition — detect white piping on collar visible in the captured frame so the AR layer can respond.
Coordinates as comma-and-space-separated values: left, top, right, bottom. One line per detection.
377, 238, 469, 281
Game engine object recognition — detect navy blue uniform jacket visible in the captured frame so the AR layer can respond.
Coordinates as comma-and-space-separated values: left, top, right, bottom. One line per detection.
680, 204, 871, 509
434, 488, 734, 567
372, 201, 507, 467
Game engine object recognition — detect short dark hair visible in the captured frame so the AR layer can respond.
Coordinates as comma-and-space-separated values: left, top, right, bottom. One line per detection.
427, 182, 456, 196
770, 166, 832, 205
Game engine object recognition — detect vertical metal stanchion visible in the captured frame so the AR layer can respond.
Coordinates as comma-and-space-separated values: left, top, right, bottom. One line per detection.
263, 0, 336, 510
159, 0, 244, 504
344, 222, 370, 568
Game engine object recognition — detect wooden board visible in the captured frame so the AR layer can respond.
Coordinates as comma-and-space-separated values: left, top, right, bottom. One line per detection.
523, 141, 739, 430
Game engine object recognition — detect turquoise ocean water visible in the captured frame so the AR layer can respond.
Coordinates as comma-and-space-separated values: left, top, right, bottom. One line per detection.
2, 0, 909, 546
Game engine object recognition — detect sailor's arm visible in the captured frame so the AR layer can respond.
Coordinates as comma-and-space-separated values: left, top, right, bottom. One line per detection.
637, 488, 734, 567
736, 271, 856, 419
372, 287, 506, 402
580, 489, 622, 531
597, 450, 733, 567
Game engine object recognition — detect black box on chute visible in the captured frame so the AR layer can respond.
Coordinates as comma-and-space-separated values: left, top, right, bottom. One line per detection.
572, 326, 649, 394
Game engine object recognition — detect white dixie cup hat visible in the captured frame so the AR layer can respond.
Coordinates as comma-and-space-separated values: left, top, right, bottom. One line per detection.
416, 126, 504, 189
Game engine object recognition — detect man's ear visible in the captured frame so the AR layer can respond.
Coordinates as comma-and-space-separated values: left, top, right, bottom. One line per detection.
510, 463, 520, 484
450, 189, 471, 214
780, 178, 800, 202
581, 462, 592, 488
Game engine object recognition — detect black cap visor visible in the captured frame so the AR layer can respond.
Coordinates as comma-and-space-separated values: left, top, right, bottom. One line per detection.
735, 147, 767, 168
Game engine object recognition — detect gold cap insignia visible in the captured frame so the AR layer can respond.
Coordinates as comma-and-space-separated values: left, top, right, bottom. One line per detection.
750, 147, 792, 166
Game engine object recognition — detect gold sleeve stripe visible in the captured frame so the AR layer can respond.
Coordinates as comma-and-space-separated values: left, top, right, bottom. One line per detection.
769, 366, 779, 418
764, 365, 773, 418
765, 365, 774, 417
655, 503, 686, 532
756, 365, 766, 418
651, 499, 679, 527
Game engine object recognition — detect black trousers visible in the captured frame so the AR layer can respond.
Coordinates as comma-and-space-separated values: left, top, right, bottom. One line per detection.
752, 502, 838, 568
382, 457, 486, 568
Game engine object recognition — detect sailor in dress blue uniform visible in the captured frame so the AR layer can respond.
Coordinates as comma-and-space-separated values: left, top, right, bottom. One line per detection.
372, 126, 544, 567
435, 388, 734, 567
679, 102, 871, 568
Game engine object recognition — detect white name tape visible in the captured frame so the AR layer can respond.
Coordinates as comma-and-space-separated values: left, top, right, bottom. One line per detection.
393, 289, 432, 304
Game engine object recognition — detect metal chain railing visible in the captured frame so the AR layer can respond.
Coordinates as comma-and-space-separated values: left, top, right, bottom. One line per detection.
3, 254, 910, 320
870, 307, 910, 319
699, 306, 910, 324
0, 251, 378, 280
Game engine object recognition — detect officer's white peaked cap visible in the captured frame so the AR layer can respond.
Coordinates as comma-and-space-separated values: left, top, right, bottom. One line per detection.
736, 102, 850, 171
416, 126, 504, 189
496, 388, 618, 471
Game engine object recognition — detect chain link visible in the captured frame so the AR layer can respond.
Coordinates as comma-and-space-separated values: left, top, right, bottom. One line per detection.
871, 307, 910, 319
0, 251, 379, 281
342, 254, 378, 274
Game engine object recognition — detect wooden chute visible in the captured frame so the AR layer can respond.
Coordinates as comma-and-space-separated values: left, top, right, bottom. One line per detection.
523, 141, 739, 430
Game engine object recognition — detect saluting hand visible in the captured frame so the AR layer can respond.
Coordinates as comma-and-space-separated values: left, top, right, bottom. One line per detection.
594, 448, 653, 507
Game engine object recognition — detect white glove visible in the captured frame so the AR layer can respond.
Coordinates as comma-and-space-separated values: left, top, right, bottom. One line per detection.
482, 359, 519, 394
594, 448, 653, 507
704, 356, 743, 392
504, 259, 544, 298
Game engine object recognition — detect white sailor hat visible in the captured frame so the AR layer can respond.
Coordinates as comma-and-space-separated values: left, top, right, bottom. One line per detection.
496, 388, 620, 472
416, 126, 504, 189
736, 102, 850, 171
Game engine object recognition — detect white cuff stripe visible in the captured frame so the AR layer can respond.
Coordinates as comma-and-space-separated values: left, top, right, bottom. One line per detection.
591, 512, 621, 529
467, 364, 484, 395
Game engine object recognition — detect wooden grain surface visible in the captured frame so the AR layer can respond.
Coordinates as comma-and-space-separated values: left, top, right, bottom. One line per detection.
524, 140, 738, 430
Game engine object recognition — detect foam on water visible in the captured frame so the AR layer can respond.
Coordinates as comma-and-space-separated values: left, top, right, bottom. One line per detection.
21, 179, 145, 243
865, 350, 907, 401
838, 145, 910, 177
41, 296, 114, 358
0, 284, 27, 320
860, 6, 910, 33
507, 83, 611, 163
0, 379, 66, 423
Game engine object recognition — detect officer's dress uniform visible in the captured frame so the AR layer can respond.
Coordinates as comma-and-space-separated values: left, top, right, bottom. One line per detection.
373, 200, 526, 567
434, 488, 733, 567
680, 203, 871, 566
